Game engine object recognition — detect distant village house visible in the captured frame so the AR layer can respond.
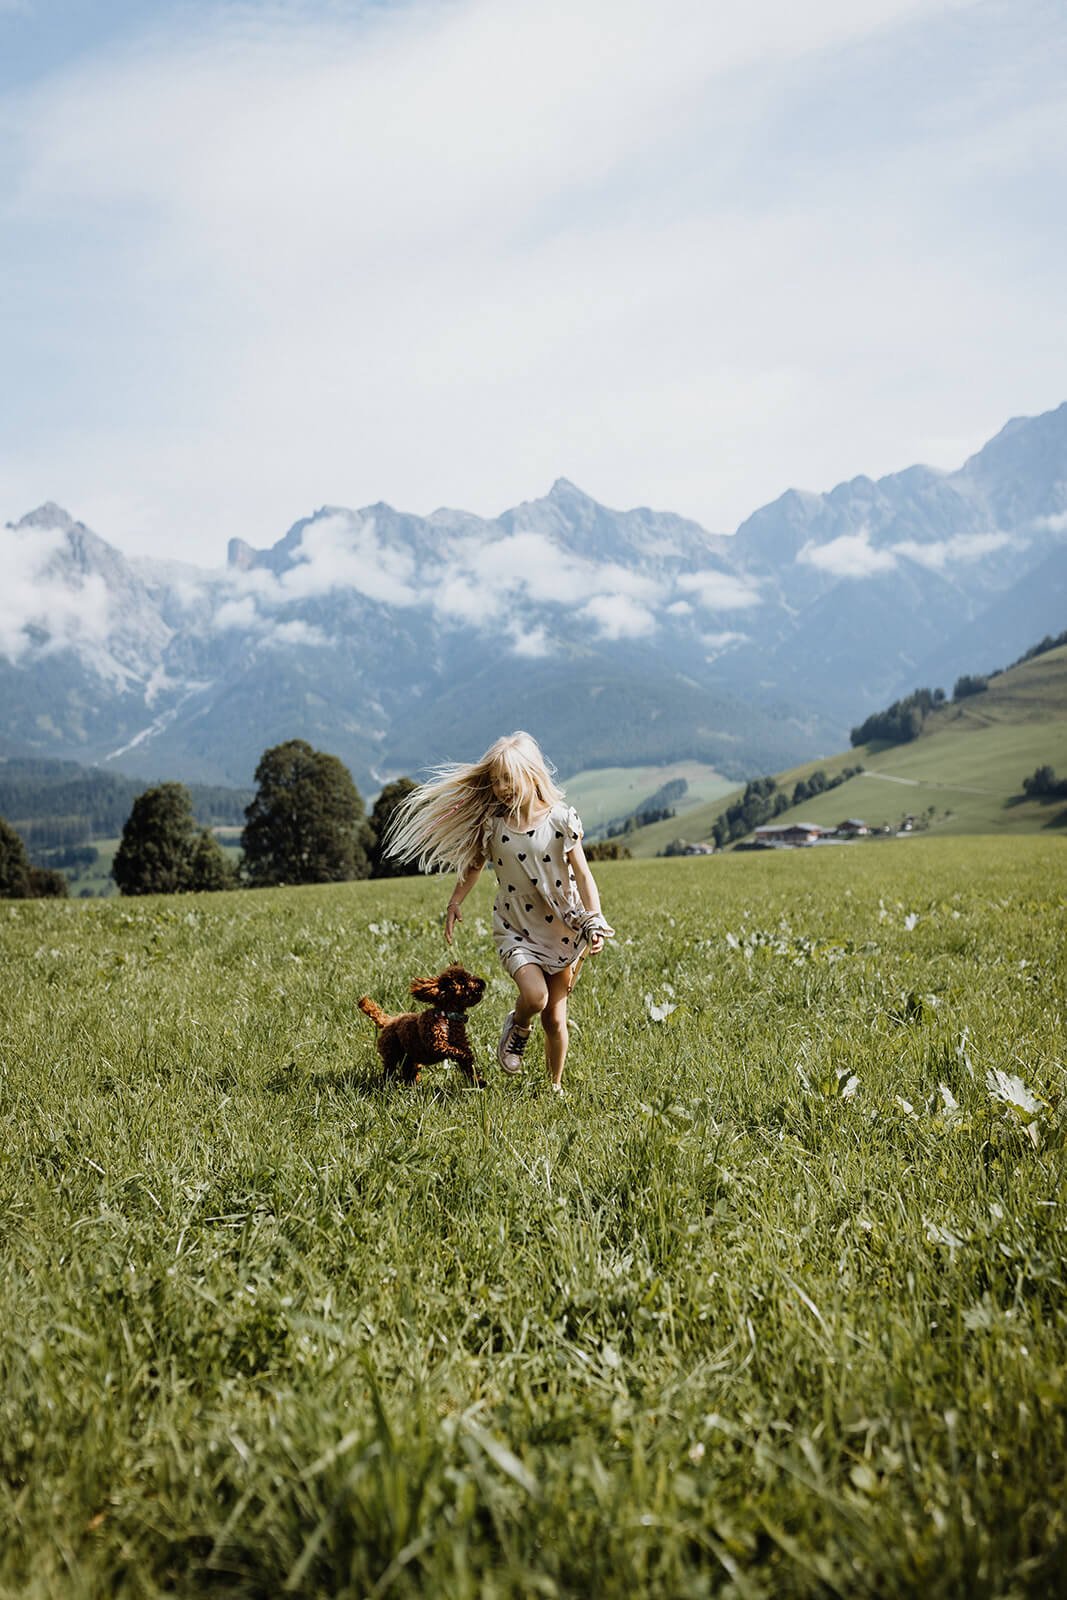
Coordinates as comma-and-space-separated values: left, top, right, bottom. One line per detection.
753, 822, 828, 847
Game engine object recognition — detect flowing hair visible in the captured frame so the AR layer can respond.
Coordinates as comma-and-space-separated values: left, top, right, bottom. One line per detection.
385, 731, 565, 877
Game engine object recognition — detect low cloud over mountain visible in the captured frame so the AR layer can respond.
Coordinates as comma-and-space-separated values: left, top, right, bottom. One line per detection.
2, 405, 1065, 790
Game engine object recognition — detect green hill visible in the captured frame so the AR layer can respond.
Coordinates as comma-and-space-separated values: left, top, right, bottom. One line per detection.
624, 641, 1067, 856
561, 760, 734, 831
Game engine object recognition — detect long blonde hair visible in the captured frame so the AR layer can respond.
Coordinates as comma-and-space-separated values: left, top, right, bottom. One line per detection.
385, 731, 565, 876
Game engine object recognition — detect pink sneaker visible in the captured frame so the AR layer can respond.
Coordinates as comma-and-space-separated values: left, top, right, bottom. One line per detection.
497, 1011, 531, 1075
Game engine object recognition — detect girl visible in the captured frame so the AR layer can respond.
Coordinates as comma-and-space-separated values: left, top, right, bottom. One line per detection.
386, 731, 614, 1092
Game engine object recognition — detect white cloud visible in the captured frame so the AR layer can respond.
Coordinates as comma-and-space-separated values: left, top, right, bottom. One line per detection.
282, 515, 419, 607
893, 530, 1017, 569
4, 0, 1047, 566
798, 525, 1020, 579
578, 593, 657, 639
509, 623, 552, 658
677, 570, 763, 610
265, 618, 328, 648
1033, 511, 1067, 534
432, 569, 500, 625
703, 630, 748, 651
214, 594, 259, 632
798, 529, 898, 578
0, 520, 113, 660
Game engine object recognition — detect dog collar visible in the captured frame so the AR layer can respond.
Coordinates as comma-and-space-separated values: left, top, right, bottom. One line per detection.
439, 1009, 468, 1022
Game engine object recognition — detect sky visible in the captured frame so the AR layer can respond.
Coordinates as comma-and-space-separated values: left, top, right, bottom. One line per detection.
1, 0, 1065, 567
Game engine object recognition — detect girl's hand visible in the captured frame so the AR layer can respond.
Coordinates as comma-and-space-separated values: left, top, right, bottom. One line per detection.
444, 900, 461, 944
587, 918, 614, 954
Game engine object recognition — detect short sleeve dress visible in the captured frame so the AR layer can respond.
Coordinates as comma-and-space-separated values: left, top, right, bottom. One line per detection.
483, 801, 590, 977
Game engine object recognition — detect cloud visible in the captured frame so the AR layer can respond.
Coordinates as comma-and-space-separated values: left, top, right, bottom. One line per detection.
799, 525, 1020, 578
0, 518, 113, 661
703, 630, 748, 651
578, 593, 657, 639
1033, 511, 1067, 534
892, 530, 1017, 569
798, 529, 898, 578
5, 0, 1047, 566
263, 618, 328, 648
214, 594, 259, 632
676, 570, 763, 610
509, 623, 551, 658
433, 571, 496, 626
281, 515, 419, 606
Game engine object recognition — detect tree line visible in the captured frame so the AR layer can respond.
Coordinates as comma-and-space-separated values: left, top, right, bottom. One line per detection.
0, 740, 420, 899
0, 757, 251, 840
706, 764, 864, 849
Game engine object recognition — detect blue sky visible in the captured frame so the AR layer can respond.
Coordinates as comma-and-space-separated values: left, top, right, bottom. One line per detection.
1, 0, 1065, 564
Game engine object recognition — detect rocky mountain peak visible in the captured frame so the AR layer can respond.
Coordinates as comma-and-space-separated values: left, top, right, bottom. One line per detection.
11, 502, 78, 534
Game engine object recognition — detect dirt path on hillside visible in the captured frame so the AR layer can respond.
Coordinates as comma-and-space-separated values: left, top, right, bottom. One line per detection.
856, 771, 995, 795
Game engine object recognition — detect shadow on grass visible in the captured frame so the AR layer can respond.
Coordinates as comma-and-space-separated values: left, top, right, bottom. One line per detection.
309, 1062, 488, 1098
1002, 793, 1067, 826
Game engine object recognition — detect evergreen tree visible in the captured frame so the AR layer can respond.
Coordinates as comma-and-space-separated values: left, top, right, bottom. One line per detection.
0, 816, 31, 899
369, 777, 420, 877
112, 783, 200, 895
242, 740, 372, 887
188, 828, 237, 891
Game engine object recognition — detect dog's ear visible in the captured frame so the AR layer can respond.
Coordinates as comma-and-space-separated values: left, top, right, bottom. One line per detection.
410, 974, 442, 1002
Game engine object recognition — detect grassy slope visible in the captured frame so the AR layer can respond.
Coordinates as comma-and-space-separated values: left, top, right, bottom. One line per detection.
562, 761, 735, 830
625, 644, 1067, 856
0, 842, 1064, 1597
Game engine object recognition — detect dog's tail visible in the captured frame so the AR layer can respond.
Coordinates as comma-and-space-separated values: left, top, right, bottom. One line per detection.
358, 996, 392, 1030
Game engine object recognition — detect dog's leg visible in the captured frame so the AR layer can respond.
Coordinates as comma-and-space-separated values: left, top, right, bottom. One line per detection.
451, 1044, 484, 1088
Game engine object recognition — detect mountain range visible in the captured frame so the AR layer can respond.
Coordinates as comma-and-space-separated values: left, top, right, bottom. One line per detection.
2, 403, 1065, 793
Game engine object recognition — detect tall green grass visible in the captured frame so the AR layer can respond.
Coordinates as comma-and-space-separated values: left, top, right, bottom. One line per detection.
1, 837, 1064, 1597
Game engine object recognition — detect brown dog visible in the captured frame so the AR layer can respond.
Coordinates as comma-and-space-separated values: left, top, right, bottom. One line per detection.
358, 964, 487, 1086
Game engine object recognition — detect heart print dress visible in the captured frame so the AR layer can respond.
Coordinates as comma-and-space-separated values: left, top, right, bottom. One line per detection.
482, 801, 591, 977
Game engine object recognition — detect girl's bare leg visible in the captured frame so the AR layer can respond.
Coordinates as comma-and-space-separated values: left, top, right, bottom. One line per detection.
541, 968, 572, 1087
512, 963, 549, 1028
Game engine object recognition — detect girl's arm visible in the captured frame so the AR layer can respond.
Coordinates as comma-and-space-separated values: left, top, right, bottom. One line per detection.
568, 841, 614, 953
445, 858, 484, 944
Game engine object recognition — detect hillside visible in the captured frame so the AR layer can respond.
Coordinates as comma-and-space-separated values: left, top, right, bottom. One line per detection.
0, 757, 252, 844
624, 642, 1067, 855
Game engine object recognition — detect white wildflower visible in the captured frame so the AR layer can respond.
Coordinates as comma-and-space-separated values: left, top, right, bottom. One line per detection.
644, 993, 677, 1023
924, 1218, 967, 1256
903, 912, 919, 931
985, 1069, 1046, 1118
937, 1084, 960, 1117
895, 1096, 916, 1117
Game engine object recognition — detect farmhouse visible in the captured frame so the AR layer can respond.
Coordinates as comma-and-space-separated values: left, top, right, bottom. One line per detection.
752, 822, 828, 847
836, 818, 869, 836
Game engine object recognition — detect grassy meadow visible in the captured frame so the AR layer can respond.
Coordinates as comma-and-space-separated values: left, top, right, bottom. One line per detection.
1, 837, 1065, 1597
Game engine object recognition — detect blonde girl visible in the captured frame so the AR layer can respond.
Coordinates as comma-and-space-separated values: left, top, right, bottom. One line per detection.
386, 731, 614, 1092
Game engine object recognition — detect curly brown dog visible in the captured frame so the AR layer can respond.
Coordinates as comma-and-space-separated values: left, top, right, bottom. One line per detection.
358, 964, 487, 1086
